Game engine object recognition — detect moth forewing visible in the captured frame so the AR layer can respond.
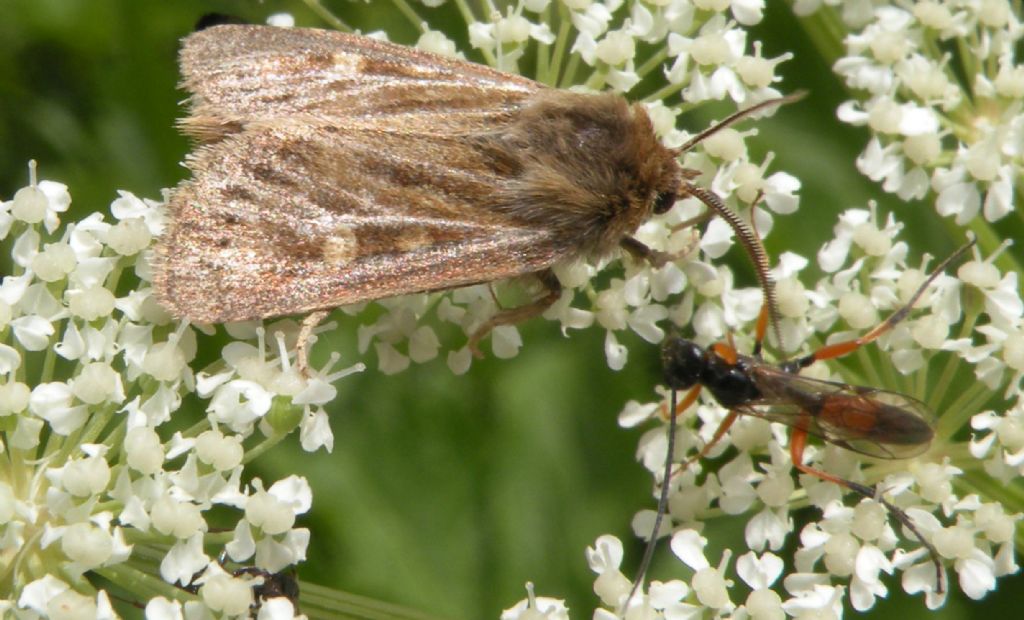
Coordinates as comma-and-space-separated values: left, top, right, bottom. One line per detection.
176, 25, 539, 138
153, 24, 778, 369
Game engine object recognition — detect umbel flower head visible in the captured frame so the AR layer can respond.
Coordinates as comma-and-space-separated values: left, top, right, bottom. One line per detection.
806, 0, 1024, 224
0, 161, 359, 617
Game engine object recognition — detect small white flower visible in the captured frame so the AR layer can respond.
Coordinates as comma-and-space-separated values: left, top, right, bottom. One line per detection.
586, 534, 632, 608
501, 583, 570, 620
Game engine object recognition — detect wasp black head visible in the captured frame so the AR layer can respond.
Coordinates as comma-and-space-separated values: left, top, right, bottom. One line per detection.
661, 337, 705, 390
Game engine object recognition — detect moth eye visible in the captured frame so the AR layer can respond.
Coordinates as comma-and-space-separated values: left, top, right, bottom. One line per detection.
653, 191, 677, 214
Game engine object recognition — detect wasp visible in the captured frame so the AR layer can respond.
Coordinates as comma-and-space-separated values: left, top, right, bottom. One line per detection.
175, 554, 300, 615
656, 238, 976, 595
233, 567, 300, 614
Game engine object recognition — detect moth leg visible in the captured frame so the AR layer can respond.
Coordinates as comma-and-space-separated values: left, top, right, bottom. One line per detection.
620, 234, 700, 270
621, 237, 669, 267
485, 282, 503, 307
296, 309, 329, 374
467, 269, 561, 358
670, 209, 714, 233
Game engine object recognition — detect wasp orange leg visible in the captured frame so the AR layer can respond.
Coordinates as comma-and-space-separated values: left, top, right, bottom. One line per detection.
667, 383, 741, 474
685, 410, 742, 470
661, 384, 701, 420
795, 238, 976, 368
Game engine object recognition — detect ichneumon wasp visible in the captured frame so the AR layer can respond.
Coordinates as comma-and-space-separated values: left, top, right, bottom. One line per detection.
634, 237, 976, 603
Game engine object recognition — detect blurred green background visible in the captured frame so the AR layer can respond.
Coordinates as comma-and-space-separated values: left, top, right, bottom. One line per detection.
2, 1, 1019, 618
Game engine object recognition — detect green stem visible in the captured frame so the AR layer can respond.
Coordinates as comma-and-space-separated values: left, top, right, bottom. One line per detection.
452, 0, 497, 67
243, 432, 290, 464
927, 316, 980, 413
558, 52, 581, 89
391, 0, 426, 33
959, 469, 1024, 516
51, 402, 118, 465
963, 218, 1024, 280
40, 322, 59, 383
635, 47, 669, 82
534, 4, 552, 84
584, 67, 607, 91
935, 378, 997, 441
178, 416, 212, 440
792, 6, 847, 68
545, 5, 573, 86
95, 562, 199, 604
299, 0, 352, 31
643, 80, 686, 107
297, 581, 449, 619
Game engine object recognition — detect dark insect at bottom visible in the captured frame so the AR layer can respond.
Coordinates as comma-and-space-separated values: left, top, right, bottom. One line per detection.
633, 238, 977, 603
233, 567, 300, 614
177, 559, 300, 617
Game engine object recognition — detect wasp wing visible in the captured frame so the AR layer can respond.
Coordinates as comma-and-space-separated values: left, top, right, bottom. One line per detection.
742, 366, 934, 459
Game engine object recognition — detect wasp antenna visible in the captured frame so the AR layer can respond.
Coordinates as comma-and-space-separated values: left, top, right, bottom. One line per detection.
910, 236, 977, 308
858, 237, 978, 344
678, 91, 807, 154
624, 378, 680, 614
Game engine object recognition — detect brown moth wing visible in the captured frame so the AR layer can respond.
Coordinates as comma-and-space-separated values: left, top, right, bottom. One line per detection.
155, 118, 567, 323
155, 25, 683, 325
178, 24, 540, 143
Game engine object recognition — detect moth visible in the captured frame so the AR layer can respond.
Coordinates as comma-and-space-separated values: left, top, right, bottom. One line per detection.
153, 24, 791, 369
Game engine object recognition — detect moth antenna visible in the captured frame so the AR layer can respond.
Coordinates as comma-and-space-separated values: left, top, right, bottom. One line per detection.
623, 377, 680, 614
678, 91, 807, 155
668, 94, 802, 349
748, 191, 784, 351
681, 182, 783, 348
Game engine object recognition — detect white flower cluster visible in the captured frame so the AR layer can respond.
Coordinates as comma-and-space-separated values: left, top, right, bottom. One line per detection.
0, 162, 352, 618
823, 1, 1024, 223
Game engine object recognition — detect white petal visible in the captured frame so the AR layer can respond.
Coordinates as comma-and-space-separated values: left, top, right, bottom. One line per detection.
159, 534, 210, 585
736, 551, 784, 589
958, 554, 996, 599
11, 315, 55, 351
671, 529, 711, 570
586, 534, 625, 572
300, 407, 334, 452
604, 330, 628, 370
898, 103, 939, 135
